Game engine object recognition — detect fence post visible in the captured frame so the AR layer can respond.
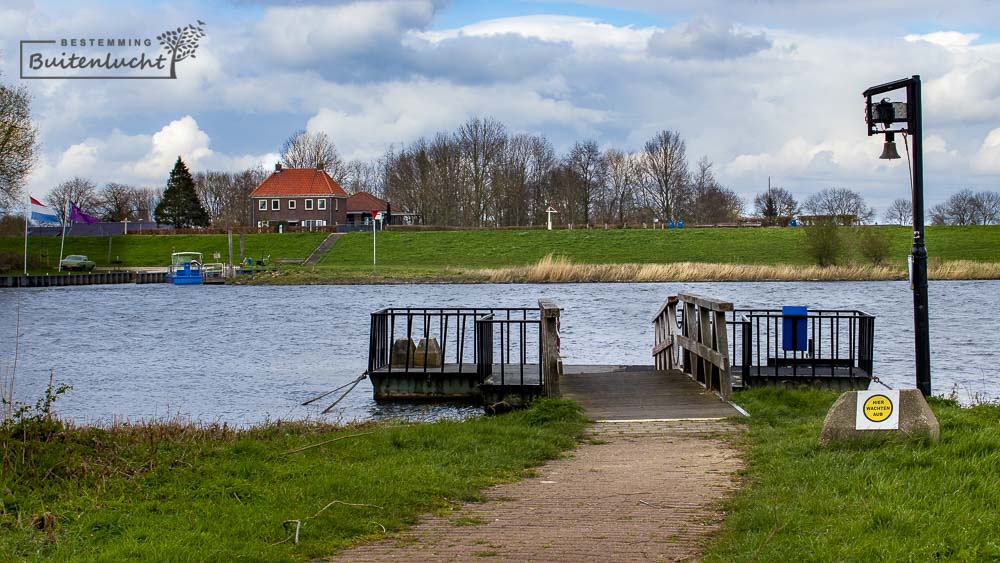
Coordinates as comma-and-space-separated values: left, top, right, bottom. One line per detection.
539, 298, 561, 397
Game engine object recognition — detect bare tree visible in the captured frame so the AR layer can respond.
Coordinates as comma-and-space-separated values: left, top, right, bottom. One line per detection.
280, 130, 346, 181
802, 187, 875, 224
753, 186, 799, 226
884, 198, 912, 225
564, 140, 605, 225
343, 159, 384, 197
686, 157, 743, 224
97, 182, 139, 221
133, 187, 162, 222
600, 149, 640, 224
457, 117, 506, 226
46, 177, 99, 222
639, 130, 690, 222
930, 189, 1000, 225
0, 80, 39, 214
972, 191, 1000, 225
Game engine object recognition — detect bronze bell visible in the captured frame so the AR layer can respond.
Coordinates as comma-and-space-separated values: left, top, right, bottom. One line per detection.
880, 131, 901, 160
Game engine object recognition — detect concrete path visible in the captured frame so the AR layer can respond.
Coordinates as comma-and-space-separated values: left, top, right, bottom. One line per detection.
304, 233, 342, 266
331, 367, 745, 563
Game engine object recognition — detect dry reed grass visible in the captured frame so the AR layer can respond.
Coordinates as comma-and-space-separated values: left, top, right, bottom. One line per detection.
479, 255, 1000, 283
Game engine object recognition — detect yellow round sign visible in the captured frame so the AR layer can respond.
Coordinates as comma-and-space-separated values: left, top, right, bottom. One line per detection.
863, 394, 894, 423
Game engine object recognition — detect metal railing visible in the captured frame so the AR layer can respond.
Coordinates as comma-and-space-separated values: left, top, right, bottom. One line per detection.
728, 309, 875, 386
475, 314, 543, 387
368, 307, 539, 376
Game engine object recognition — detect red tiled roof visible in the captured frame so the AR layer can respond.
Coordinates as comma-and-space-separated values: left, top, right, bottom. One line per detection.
250, 168, 348, 197
347, 191, 387, 212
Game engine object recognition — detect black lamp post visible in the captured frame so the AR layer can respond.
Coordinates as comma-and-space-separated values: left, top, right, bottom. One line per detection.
863, 75, 931, 396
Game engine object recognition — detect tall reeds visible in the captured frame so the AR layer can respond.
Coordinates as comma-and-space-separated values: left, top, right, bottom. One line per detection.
478, 254, 1000, 283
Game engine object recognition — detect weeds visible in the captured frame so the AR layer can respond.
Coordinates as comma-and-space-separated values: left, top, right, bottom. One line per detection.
478, 254, 1000, 282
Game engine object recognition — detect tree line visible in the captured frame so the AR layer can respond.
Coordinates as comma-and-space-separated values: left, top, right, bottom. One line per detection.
5, 88, 1000, 229
376, 119, 747, 227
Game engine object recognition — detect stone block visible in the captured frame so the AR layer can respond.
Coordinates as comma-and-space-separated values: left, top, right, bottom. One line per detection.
390, 338, 416, 368
820, 389, 939, 447
413, 337, 442, 368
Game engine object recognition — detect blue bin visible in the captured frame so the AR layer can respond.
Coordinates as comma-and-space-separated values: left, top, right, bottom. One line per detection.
668, 221, 675, 229
790, 218, 798, 227
782, 306, 808, 351
677, 220, 684, 229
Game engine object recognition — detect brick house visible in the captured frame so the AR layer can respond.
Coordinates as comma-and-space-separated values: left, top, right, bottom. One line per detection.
346, 191, 421, 226
250, 164, 348, 228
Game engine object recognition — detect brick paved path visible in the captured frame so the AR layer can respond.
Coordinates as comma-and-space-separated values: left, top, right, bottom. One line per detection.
331, 420, 743, 562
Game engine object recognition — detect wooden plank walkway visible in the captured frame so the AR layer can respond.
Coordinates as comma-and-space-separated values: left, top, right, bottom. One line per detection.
560, 365, 743, 420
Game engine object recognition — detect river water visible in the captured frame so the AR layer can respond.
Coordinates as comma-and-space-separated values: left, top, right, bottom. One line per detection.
1, 281, 998, 425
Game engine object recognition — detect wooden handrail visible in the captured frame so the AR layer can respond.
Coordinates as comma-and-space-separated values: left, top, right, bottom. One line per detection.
653, 293, 734, 400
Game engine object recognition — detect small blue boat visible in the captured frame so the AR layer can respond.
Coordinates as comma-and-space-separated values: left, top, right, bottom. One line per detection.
167, 252, 204, 285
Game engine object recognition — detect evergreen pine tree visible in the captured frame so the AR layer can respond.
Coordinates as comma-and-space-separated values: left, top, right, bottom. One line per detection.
155, 156, 210, 227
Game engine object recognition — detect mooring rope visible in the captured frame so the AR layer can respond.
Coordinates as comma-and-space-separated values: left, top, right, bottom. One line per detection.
871, 374, 893, 390
321, 372, 369, 414
301, 371, 368, 406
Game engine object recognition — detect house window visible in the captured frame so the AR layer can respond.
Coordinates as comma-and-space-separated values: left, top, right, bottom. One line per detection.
335, 199, 338, 211
288, 199, 297, 210
318, 199, 327, 210
258, 199, 267, 211
271, 199, 280, 211
305, 199, 314, 210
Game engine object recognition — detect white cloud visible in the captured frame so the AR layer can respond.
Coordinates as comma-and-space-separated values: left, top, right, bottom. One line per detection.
904, 31, 979, 49
306, 79, 611, 160
974, 128, 1000, 172
127, 116, 213, 179
257, 1, 437, 63
647, 17, 772, 59
26, 117, 276, 198
414, 15, 657, 54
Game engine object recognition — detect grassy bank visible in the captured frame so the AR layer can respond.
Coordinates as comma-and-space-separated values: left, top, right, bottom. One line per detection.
706, 388, 1000, 561
300, 225, 1000, 282
478, 255, 1000, 282
4, 225, 999, 282
1, 232, 327, 271
0, 400, 585, 561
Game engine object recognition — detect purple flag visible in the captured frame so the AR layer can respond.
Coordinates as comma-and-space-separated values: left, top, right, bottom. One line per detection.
70, 202, 98, 224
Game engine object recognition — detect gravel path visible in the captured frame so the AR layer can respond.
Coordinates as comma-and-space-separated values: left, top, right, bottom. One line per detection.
330, 419, 743, 562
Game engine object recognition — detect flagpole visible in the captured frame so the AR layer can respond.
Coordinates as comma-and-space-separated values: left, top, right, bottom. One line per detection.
23, 194, 29, 275
58, 196, 69, 272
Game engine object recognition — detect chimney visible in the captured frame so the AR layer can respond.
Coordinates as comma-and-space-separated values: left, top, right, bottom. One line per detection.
275, 162, 282, 172
316, 160, 324, 171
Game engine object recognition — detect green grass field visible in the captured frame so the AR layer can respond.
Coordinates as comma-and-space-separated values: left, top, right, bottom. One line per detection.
0, 400, 585, 561
2, 226, 998, 280
0, 232, 327, 271
314, 225, 1000, 275
705, 389, 1000, 561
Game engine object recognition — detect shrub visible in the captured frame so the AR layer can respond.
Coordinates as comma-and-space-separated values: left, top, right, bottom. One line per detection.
856, 226, 893, 265
803, 220, 844, 266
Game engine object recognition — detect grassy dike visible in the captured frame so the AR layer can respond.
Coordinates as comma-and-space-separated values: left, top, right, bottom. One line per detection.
294, 225, 1000, 283
0, 400, 585, 561
1, 232, 328, 271
3, 225, 999, 282
705, 388, 1000, 561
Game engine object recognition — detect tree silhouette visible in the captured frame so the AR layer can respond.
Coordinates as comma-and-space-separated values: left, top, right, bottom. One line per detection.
157, 20, 206, 79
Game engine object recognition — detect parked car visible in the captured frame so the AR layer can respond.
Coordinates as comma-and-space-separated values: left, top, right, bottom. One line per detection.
60, 255, 96, 272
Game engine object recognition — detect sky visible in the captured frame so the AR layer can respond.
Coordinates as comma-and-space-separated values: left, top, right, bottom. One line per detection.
2, 0, 999, 216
